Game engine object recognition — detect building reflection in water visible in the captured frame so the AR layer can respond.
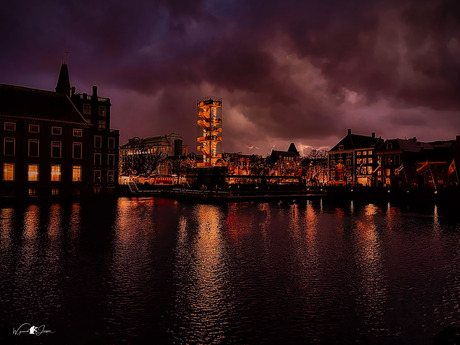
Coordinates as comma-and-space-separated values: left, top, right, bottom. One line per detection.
354, 204, 387, 334
170, 204, 231, 344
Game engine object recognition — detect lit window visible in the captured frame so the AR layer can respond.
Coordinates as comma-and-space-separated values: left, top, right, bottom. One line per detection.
28, 188, 38, 196
4, 138, 15, 156
3, 163, 14, 181
51, 141, 61, 158
83, 103, 91, 115
98, 120, 106, 130
72, 165, 82, 182
73, 142, 82, 159
368, 158, 373, 164
29, 124, 40, 133
108, 137, 115, 149
51, 189, 60, 196
73, 128, 83, 137
368, 150, 373, 155
51, 164, 61, 182
99, 106, 106, 117
28, 139, 39, 157
94, 136, 102, 148
356, 151, 361, 156
28, 164, 39, 181
51, 126, 62, 135
4, 122, 16, 131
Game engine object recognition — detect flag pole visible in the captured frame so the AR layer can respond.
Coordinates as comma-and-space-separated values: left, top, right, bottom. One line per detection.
428, 163, 437, 191
455, 159, 459, 184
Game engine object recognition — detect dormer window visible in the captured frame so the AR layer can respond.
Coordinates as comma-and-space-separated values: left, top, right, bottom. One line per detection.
339, 145, 344, 151
386, 143, 392, 150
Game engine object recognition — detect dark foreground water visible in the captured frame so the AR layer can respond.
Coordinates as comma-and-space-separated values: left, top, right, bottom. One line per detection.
1, 197, 459, 344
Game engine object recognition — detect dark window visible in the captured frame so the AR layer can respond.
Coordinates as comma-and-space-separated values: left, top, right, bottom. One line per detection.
29, 124, 40, 133
94, 153, 101, 166
4, 138, 15, 156
28, 139, 39, 157
51, 141, 62, 158
51, 126, 62, 135
4, 122, 16, 131
108, 154, 115, 167
94, 136, 102, 149
108, 137, 115, 149
73, 128, 83, 137
73, 142, 82, 159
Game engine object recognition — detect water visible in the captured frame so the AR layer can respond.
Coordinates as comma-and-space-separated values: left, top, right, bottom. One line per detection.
1, 197, 459, 344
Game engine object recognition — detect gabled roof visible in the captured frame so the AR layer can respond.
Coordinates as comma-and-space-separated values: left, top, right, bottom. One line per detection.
0, 84, 89, 124
330, 133, 383, 151
379, 139, 421, 153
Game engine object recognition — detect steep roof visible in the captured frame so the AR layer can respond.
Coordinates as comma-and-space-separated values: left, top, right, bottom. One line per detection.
330, 133, 383, 151
55, 63, 70, 95
0, 84, 89, 124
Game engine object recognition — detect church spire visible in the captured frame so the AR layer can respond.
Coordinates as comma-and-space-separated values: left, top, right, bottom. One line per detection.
56, 57, 70, 96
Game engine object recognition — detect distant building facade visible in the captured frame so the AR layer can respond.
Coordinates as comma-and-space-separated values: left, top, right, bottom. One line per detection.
0, 62, 119, 197
119, 134, 187, 181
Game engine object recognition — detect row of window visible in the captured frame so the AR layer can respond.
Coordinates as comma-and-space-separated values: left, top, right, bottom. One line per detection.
3, 136, 116, 156
3, 163, 115, 183
4, 138, 82, 159
83, 104, 106, 116
3, 122, 85, 136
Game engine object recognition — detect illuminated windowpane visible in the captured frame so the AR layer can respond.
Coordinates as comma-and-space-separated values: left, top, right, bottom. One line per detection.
28, 164, 39, 181
99, 106, 106, 116
98, 120, 106, 129
51, 189, 60, 195
3, 163, 14, 181
72, 165, 82, 182
28, 189, 38, 196
51, 164, 61, 182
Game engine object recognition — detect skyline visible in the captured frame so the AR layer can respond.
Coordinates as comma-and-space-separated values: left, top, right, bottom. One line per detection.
1, 0, 459, 155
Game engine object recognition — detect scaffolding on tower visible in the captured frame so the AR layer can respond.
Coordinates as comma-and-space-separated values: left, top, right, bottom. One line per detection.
197, 96, 222, 167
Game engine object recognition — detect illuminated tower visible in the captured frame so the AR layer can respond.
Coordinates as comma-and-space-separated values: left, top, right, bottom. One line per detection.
197, 97, 222, 167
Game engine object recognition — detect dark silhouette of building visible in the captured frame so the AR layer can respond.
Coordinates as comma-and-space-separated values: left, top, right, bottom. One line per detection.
0, 61, 119, 197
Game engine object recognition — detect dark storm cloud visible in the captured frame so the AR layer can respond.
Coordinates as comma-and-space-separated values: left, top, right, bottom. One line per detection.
1, 0, 459, 154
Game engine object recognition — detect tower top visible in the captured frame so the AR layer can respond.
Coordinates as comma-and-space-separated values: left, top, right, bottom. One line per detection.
56, 62, 71, 96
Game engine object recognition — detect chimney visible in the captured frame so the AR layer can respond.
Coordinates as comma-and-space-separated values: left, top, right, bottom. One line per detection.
347, 129, 351, 135
92, 86, 98, 97
372, 132, 375, 138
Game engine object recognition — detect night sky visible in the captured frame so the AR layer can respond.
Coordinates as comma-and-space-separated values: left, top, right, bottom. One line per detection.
1, 0, 459, 155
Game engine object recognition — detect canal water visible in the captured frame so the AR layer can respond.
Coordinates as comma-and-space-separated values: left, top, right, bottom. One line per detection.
0, 197, 459, 344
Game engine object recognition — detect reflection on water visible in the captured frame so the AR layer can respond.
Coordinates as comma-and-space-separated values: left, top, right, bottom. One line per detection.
0, 198, 459, 344
354, 204, 387, 336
